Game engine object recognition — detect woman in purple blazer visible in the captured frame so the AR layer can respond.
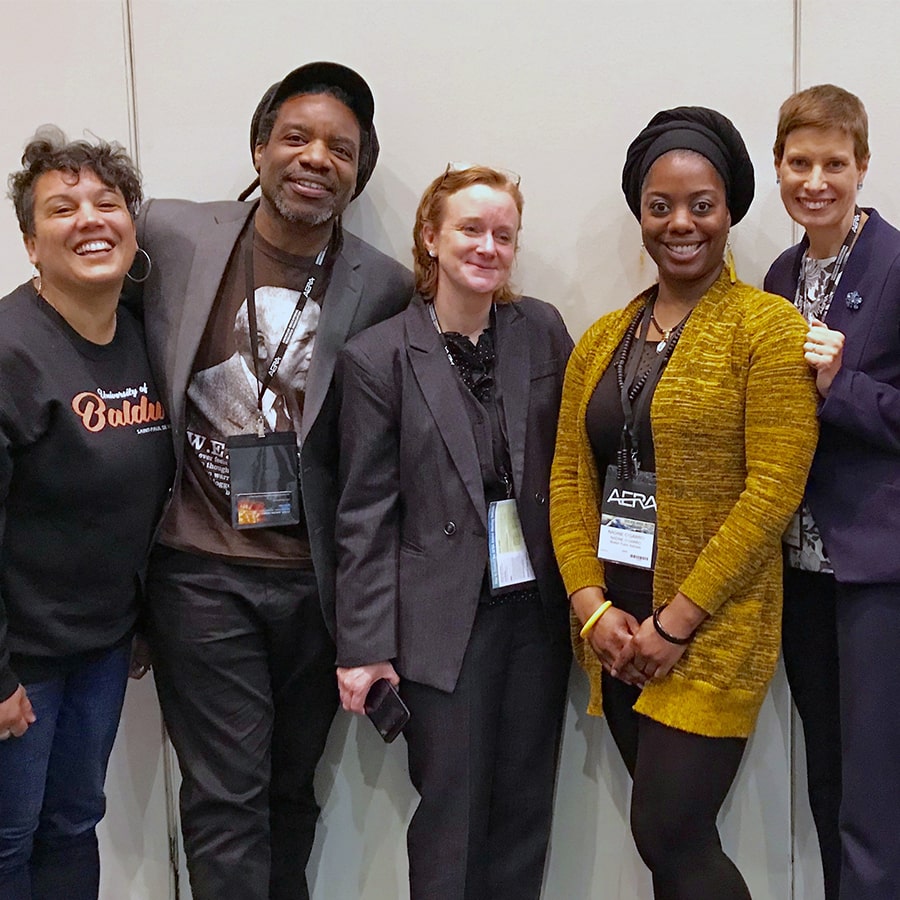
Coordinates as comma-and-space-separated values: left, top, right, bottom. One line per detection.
765, 84, 900, 900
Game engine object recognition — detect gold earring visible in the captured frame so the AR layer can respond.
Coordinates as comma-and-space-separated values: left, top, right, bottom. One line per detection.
725, 238, 737, 284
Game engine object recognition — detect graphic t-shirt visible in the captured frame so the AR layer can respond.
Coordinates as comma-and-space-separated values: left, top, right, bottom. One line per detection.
0, 284, 173, 697
160, 225, 321, 566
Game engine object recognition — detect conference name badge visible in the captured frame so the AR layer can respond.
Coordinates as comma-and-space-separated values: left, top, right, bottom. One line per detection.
488, 499, 537, 595
226, 431, 301, 529
597, 465, 657, 570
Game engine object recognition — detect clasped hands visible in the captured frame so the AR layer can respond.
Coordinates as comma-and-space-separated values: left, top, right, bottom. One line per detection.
572, 587, 705, 688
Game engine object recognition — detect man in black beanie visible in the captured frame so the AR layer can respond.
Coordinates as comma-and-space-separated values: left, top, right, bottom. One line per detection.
127, 62, 413, 900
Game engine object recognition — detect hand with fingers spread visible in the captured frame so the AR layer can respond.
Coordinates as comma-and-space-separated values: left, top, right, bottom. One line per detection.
805, 318, 845, 397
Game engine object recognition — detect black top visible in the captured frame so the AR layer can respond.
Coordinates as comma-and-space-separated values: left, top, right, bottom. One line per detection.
441, 323, 532, 604
442, 326, 511, 505
586, 336, 660, 474
586, 333, 663, 595
0, 283, 174, 698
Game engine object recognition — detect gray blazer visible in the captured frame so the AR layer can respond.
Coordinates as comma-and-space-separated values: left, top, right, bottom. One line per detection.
129, 199, 414, 632
335, 295, 573, 692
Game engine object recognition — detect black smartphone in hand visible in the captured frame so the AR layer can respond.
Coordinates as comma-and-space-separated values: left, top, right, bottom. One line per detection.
364, 678, 410, 743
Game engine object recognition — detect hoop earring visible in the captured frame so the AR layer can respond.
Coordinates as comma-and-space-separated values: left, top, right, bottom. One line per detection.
31, 265, 42, 295
857, 182, 864, 191
126, 247, 152, 283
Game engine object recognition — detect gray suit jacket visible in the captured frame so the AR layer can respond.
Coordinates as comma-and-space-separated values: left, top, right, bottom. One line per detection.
335, 295, 573, 692
129, 198, 414, 632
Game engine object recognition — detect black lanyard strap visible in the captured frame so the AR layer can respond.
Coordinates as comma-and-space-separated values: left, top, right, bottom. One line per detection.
616, 297, 689, 478
243, 230, 334, 433
795, 205, 862, 322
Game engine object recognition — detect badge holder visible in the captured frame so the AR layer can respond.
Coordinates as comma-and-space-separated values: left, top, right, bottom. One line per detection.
226, 231, 332, 530
596, 301, 680, 571
488, 498, 537, 594
598, 462, 657, 570
227, 430, 300, 528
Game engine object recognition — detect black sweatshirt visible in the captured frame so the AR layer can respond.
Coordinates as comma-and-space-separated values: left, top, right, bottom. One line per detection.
0, 283, 173, 700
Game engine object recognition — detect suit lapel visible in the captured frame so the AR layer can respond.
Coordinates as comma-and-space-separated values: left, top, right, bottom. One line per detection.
494, 302, 529, 496
302, 243, 363, 440
171, 204, 255, 432
821, 210, 879, 372
406, 299, 486, 527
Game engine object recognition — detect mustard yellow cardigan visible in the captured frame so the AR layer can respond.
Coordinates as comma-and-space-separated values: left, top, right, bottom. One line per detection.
550, 270, 819, 737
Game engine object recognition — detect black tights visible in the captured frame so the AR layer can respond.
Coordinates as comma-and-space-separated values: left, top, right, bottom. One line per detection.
602, 568, 751, 899
603, 678, 750, 900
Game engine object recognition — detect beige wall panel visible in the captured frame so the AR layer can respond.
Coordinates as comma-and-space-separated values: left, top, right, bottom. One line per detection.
0, 0, 848, 896
130, 2, 800, 898
0, 0, 134, 288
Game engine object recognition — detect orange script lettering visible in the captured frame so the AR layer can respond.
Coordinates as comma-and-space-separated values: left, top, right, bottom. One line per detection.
71, 392, 166, 433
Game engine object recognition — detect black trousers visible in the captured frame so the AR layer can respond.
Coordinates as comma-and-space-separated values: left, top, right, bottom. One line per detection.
146, 546, 339, 900
782, 565, 841, 900
835, 581, 900, 900
400, 596, 570, 900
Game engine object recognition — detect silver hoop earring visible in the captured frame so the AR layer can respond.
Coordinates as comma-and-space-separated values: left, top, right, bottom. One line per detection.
857, 182, 864, 191
428, 250, 436, 259
776, 177, 781, 185
126, 246, 152, 283
31, 265, 42, 295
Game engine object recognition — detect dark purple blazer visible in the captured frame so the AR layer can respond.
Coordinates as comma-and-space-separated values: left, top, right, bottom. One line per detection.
765, 209, 900, 584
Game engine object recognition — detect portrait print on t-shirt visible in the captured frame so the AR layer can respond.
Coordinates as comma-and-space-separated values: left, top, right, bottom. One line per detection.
187, 284, 319, 498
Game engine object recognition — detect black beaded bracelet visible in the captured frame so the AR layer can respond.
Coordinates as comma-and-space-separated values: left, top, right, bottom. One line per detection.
652, 604, 694, 646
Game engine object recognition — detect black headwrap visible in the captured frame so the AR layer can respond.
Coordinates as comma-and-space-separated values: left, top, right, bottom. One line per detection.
621, 106, 755, 224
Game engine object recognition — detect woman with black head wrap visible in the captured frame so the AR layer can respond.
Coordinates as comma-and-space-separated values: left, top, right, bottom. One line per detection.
550, 107, 819, 897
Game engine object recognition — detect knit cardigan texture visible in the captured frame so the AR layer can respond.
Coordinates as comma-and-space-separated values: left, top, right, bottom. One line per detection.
550, 270, 819, 737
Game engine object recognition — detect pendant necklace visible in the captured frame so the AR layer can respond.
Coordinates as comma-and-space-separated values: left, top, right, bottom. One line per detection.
649, 308, 690, 354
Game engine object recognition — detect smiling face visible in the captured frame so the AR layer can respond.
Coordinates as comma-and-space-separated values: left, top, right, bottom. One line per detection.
254, 92, 360, 248
24, 168, 137, 298
775, 126, 868, 254
640, 151, 731, 298
422, 184, 520, 305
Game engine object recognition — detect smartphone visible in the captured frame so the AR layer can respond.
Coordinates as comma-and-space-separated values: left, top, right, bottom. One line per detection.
364, 678, 410, 743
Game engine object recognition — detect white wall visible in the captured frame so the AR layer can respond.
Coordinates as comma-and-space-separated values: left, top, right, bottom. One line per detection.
5, 0, 899, 896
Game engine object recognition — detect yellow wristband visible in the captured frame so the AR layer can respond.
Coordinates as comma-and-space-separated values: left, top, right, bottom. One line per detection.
579, 600, 612, 639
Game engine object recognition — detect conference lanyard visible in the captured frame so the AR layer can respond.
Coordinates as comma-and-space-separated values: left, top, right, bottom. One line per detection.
795, 205, 862, 322
243, 231, 334, 436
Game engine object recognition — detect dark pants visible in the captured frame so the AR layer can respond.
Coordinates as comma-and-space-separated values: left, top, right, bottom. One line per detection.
603, 569, 750, 900
836, 581, 900, 900
0, 644, 130, 900
146, 546, 339, 900
400, 596, 570, 900
782, 565, 841, 900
